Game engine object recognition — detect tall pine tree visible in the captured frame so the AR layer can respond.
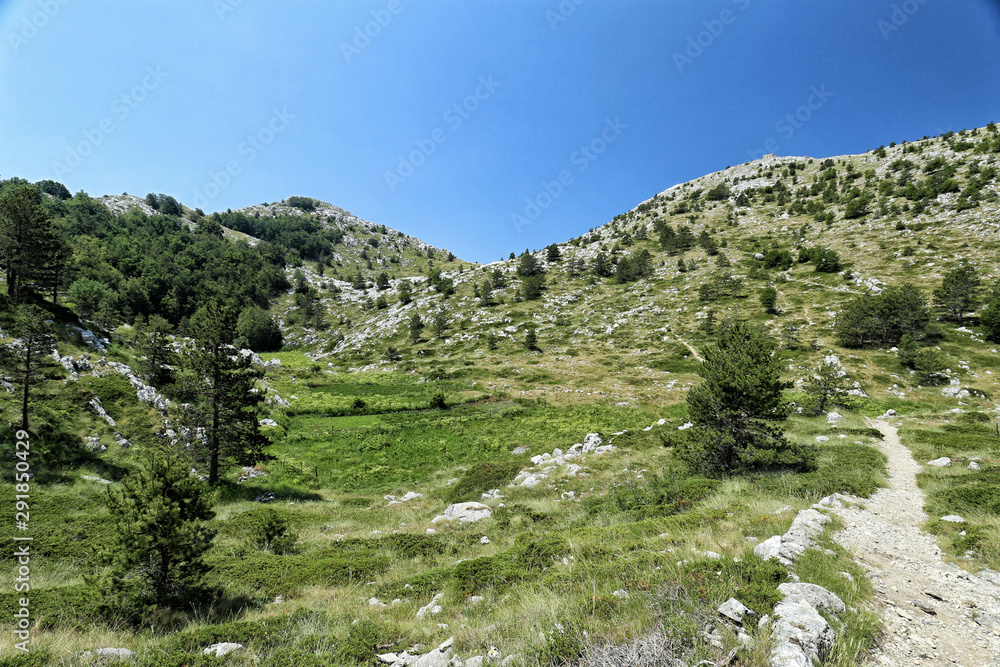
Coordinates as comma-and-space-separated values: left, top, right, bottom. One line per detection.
0, 185, 69, 303
182, 301, 269, 485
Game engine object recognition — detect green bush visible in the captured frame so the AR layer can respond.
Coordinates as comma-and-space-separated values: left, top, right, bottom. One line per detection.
337, 618, 407, 665
245, 507, 299, 554
89, 374, 139, 411
378, 533, 445, 559
445, 461, 523, 504
0, 585, 97, 630
591, 475, 720, 519
452, 537, 567, 595
681, 553, 787, 614
207, 548, 389, 595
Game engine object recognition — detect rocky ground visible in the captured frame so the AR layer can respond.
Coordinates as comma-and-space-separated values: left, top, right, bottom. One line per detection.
831, 421, 1000, 666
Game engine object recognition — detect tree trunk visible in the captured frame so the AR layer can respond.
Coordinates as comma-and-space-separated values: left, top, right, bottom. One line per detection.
20, 343, 32, 431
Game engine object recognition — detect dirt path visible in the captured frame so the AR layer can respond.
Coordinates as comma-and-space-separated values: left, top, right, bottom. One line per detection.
829, 420, 1000, 666
680, 340, 705, 362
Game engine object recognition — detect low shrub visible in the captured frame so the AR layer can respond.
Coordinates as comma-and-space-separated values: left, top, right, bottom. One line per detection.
589, 475, 720, 519
445, 461, 523, 504
680, 553, 786, 615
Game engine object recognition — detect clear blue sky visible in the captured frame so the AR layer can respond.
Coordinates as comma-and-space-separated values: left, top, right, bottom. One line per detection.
1, 1, 998, 263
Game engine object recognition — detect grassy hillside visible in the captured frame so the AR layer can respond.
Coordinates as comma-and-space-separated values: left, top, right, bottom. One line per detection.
1, 126, 999, 665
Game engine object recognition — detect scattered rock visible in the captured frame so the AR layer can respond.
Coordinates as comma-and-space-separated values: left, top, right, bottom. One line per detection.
926, 457, 951, 467
431, 502, 492, 524
203, 643, 243, 656
777, 583, 845, 613
416, 593, 444, 619
825, 411, 843, 424
81, 648, 134, 659
940, 514, 965, 523
718, 597, 754, 624
770, 599, 835, 665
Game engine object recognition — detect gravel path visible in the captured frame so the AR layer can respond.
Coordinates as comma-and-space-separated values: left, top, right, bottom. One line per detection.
830, 420, 1000, 666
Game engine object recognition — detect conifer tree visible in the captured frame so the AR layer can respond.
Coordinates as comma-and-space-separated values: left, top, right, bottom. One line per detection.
4, 305, 56, 430
182, 301, 268, 485
933, 263, 981, 323
409, 313, 424, 343
803, 359, 852, 415
679, 322, 812, 474
0, 186, 67, 303
95, 448, 217, 623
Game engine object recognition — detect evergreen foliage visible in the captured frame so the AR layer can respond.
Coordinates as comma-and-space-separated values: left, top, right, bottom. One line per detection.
94, 449, 217, 625
933, 263, 981, 322
180, 301, 269, 484
836, 283, 930, 347
678, 322, 813, 474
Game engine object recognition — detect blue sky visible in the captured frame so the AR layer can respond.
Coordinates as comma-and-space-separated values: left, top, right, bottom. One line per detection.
1, 1, 998, 263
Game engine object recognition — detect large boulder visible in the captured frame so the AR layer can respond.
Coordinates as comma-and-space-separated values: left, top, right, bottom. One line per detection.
777, 583, 845, 613
432, 502, 492, 524
203, 643, 243, 656
771, 599, 835, 665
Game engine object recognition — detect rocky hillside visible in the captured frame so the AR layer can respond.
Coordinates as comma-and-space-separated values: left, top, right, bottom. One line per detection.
272, 127, 1000, 404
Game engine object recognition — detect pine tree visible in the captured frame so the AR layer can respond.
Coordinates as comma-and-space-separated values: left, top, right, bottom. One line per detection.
803, 359, 852, 415
182, 302, 269, 485
433, 311, 448, 339
136, 314, 176, 386
524, 326, 538, 351
376, 272, 390, 290
759, 286, 778, 314
679, 322, 812, 474
409, 313, 424, 343
95, 448, 217, 623
545, 244, 562, 262
592, 252, 611, 277
4, 305, 56, 430
933, 263, 981, 322
517, 252, 544, 277
0, 186, 67, 304
398, 280, 412, 305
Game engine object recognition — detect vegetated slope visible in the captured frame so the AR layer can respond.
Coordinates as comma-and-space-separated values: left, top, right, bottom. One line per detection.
286, 125, 1000, 411
98, 193, 474, 280
2, 126, 1000, 666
